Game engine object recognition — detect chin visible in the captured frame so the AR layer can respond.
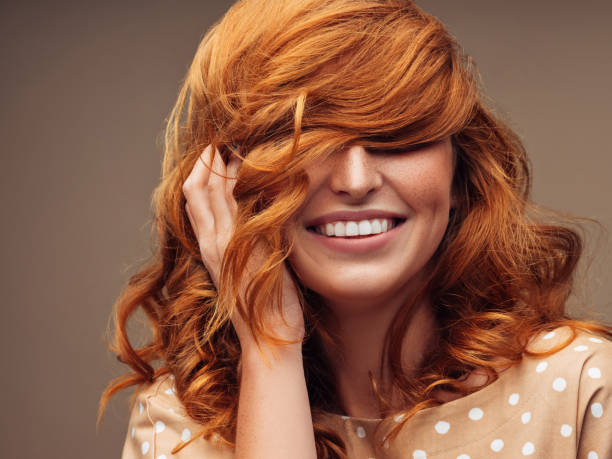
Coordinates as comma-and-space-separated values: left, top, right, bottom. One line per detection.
303, 270, 420, 310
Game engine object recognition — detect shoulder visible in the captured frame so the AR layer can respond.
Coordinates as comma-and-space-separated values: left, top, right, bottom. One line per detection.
522, 326, 611, 457
525, 325, 612, 376
523, 325, 612, 392
121, 375, 234, 458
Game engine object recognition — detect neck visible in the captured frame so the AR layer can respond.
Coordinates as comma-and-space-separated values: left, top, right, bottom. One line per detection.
320, 292, 439, 419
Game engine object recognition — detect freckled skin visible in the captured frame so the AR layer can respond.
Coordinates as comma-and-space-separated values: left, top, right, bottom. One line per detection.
288, 137, 455, 315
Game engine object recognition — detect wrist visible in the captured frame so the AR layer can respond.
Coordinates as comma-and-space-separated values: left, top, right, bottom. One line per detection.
242, 341, 303, 369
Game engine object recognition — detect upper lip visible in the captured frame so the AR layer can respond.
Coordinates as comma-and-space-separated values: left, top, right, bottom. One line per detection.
305, 210, 407, 228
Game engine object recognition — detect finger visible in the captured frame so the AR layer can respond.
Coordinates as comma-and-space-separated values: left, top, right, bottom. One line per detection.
186, 200, 221, 283
184, 144, 214, 190
225, 155, 241, 217
185, 201, 206, 241
182, 145, 215, 236
208, 147, 235, 239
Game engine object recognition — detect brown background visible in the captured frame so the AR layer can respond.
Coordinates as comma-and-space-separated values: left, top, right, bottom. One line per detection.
1, 1, 610, 457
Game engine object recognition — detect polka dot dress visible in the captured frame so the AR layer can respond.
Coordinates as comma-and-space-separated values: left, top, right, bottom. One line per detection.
121, 327, 611, 458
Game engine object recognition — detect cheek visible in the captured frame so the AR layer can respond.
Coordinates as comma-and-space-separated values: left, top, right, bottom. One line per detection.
391, 156, 454, 212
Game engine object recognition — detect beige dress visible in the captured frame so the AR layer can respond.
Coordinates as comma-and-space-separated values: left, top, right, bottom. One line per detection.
122, 326, 611, 458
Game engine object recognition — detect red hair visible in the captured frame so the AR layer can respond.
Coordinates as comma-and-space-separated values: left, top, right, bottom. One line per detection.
99, 1, 611, 457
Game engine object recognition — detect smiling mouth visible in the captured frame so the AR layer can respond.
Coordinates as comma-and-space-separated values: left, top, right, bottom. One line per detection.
307, 218, 406, 238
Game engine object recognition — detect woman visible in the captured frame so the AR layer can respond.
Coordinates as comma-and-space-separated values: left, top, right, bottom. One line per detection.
99, 0, 612, 457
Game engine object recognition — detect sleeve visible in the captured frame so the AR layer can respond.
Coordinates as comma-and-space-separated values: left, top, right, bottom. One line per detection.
576, 335, 612, 459
122, 378, 234, 459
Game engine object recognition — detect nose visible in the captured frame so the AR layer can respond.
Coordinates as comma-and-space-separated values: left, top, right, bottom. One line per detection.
329, 145, 383, 201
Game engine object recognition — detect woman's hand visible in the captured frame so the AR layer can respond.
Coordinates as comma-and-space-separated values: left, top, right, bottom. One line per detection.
182, 145, 305, 357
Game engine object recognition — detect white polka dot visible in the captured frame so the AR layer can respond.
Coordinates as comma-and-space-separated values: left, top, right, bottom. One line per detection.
131, 426, 135, 439
560, 424, 572, 437
468, 407, 484, 420
181, 428, 191, 442
157, 456, 167, 459
521, 411, 532, 424
139, 402, 144, 415
384, 438, 390, 449
588, 367, 602, 379
591, 402, 603, 418
543, 331, 556, 340
394, 413, 406, 422
164, 388, 174, 395
508, 393, 520, 405
490, 439, 504, 452
434, 421, 450, 434
588, 451, 599, 459
553, 377, 567, 392
356, 426, 366, 438
457, 455, 471, 459
589, 337, 603, 343
155, 420, 165, 433
413, 450, 427, 459
141, 441, 150, 454
574, 345, 589, 352
522, 441, 535, 455
536, 361, 548, 373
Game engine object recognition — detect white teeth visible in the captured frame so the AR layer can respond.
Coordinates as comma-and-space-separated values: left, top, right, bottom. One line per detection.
371, 219, 382, 234
358, 220, 372, 235
313, 218, 397, 237
346, 221, 359, 236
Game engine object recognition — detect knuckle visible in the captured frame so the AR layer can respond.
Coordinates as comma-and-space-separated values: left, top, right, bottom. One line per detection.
182, 180, 193, 194
207, 180, 222, 192
198, 244, 215, 259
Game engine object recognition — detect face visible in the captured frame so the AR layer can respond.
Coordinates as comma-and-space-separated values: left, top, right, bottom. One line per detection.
287, 138, 456, 314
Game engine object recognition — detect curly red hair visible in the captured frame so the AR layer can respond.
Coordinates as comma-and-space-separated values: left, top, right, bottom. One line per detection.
99, 0, 611, 457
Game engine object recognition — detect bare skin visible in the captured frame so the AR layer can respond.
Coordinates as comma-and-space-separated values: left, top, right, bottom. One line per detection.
328, 296, 439, 419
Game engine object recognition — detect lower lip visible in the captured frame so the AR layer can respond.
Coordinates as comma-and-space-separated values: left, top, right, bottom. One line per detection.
306, 221, 405, 254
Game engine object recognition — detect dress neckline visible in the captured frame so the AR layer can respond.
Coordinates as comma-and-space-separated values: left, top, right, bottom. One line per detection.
319, 326, 571, 424
321, 360, 519, 424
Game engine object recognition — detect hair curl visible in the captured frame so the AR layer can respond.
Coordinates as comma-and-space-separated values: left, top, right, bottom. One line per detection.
99, 0, 611, 457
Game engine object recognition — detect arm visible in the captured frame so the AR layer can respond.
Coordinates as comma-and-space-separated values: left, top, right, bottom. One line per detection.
576, 334, 612, 459
182, 145, 317, 458
122, 359, 317, 459
236, 345, 317, 459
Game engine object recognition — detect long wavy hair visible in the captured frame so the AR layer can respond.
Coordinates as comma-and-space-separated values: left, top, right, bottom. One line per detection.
99, 0, 611, 457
